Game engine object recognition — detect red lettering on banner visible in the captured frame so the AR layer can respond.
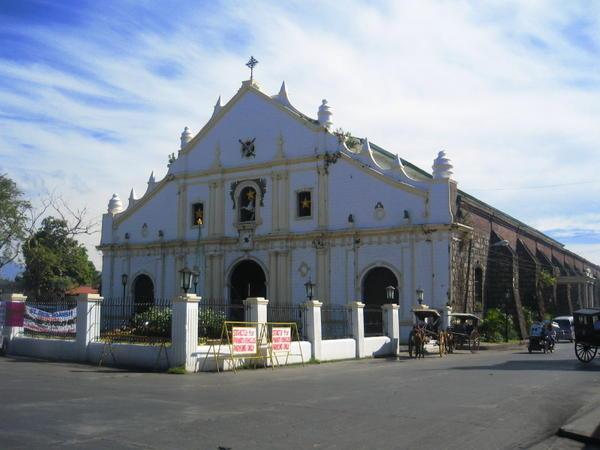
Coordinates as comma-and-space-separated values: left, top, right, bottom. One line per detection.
232, 327, 257, 354
271, 327, 291, 352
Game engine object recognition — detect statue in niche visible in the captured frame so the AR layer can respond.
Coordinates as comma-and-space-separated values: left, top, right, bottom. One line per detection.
239, 186, 257, 222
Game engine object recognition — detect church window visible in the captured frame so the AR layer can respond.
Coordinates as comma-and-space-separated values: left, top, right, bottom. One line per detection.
192, 202, 204, 226
297, 191, 312, 218
239, 187, 257, 223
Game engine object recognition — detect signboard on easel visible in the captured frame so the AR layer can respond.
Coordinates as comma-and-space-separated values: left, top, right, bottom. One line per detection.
232, 327, 257, 354
271, 327, 291, 352
201, 321, 305, 373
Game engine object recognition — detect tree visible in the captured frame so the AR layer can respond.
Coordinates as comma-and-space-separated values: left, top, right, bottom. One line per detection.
0, 174, 31, 270
20, 217, 98, 298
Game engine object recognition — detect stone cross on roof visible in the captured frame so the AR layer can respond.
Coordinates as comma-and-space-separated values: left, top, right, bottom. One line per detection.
246, 56, 258, 81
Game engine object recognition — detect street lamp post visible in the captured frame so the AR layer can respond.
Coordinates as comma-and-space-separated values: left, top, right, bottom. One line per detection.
179, 267, 194, 294
304, 278, 315, 301
386, 285, 396, 302
416, 287, 424, 305
121, 273, 128, 320
192, 266, 200, 295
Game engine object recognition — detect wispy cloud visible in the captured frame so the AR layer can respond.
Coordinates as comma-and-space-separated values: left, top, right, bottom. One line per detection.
1, 1, 599, 266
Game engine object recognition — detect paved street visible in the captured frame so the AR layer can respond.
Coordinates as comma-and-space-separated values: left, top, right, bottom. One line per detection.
1, 343, 599, 450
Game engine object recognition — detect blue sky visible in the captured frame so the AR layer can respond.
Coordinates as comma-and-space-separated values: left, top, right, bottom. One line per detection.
1, 0, 600, 267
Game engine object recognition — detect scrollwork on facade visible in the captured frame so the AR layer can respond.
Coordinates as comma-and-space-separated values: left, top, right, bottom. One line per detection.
312, 236, 327, 250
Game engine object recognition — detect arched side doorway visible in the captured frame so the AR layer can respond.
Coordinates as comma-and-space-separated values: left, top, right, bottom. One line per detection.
229, 260, 267, 320
362, 266, 399, 336
133, 274, 155, 313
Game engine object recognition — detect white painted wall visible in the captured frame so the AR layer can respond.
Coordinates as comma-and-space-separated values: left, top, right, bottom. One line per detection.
364, 336, 392, 357
321, 338, 356, 361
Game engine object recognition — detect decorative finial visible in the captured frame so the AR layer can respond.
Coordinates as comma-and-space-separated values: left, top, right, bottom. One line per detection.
148, 171, 155, 184
246, 56, 258, 81
318, 99, 333, 129
275, 81, 292, 108
432, 150, 454, 180
128, 188, 136, 208
107, 194, 123, 214
180, 126, 192, 149
212, 96, 222, 117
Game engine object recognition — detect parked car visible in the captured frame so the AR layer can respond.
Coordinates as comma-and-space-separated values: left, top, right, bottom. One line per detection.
553, 316, 574, 342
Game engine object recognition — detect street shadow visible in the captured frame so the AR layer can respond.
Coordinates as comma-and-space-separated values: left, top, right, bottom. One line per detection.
1, 356, 158, 374
447, 358, 600, 372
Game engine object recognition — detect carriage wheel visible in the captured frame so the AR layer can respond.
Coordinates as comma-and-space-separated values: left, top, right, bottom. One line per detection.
575, 342, 597, 363
469, 331, 481, 353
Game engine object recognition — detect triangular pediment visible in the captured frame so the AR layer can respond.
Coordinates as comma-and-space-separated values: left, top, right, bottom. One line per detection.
170, 81, 331, 173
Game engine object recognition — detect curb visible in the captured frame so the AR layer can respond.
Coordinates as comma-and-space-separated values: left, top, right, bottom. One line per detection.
557, 404, 600, 445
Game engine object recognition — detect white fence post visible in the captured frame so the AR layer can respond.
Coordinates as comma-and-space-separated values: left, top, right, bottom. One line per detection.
76, 293, 103, 362
1, 293, 27, 352
243, 297, 268, 324
382, 303, 400, 356
348, 301, 365, 358
303, 300, 322, 360
171, 293, 200, 371
243, 297, 269, 345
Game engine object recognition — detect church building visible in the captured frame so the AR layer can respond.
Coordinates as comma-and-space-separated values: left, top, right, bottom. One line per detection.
99, 70, 599, 339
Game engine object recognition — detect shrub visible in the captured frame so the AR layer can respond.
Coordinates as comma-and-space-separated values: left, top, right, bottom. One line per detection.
130, 307, 172, 337
198, 308, 226, 339
479, 308, 519, 342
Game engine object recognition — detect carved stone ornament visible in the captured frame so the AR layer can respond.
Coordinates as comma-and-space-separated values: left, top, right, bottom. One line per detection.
312, 237, 326, 250
239, 229, 254, 250
374, 202, 385, 220
239, 138, 256, 158
298, 262, 310, 278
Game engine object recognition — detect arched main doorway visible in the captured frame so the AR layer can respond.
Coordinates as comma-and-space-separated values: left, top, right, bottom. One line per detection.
133, 274, 155, 313
362, 266, 399, 336
229, 260, 267, 320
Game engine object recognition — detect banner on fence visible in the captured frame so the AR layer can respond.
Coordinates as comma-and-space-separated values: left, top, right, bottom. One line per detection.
231, 327, 257, 354
24, 306, 76, 334
271, 327, 291, 352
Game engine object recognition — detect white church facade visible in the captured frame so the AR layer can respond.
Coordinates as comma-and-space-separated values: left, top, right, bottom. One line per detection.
99, 76, 465, 337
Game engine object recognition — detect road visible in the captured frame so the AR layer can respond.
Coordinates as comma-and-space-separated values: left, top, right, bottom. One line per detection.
1, 343, 599, 449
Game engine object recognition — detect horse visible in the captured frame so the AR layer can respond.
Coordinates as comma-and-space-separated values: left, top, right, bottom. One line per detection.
438, 330, 446, 357
409, 327, 426, 359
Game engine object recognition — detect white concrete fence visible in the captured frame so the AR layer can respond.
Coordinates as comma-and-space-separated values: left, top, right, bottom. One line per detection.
1, 292, 401, 372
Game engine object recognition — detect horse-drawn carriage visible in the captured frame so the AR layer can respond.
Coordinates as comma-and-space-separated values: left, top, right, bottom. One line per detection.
408, 306, 445, 358
447, 313, 481, 353
573, 308, 600, 363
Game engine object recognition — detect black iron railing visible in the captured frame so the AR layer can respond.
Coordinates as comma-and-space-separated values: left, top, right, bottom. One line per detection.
198, 299, 245, 341
364, 306, 384, 337
321, 304, 351, 340
267, 304, 304, 339
23, 298, 78, 340
98, 297, 172, 344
